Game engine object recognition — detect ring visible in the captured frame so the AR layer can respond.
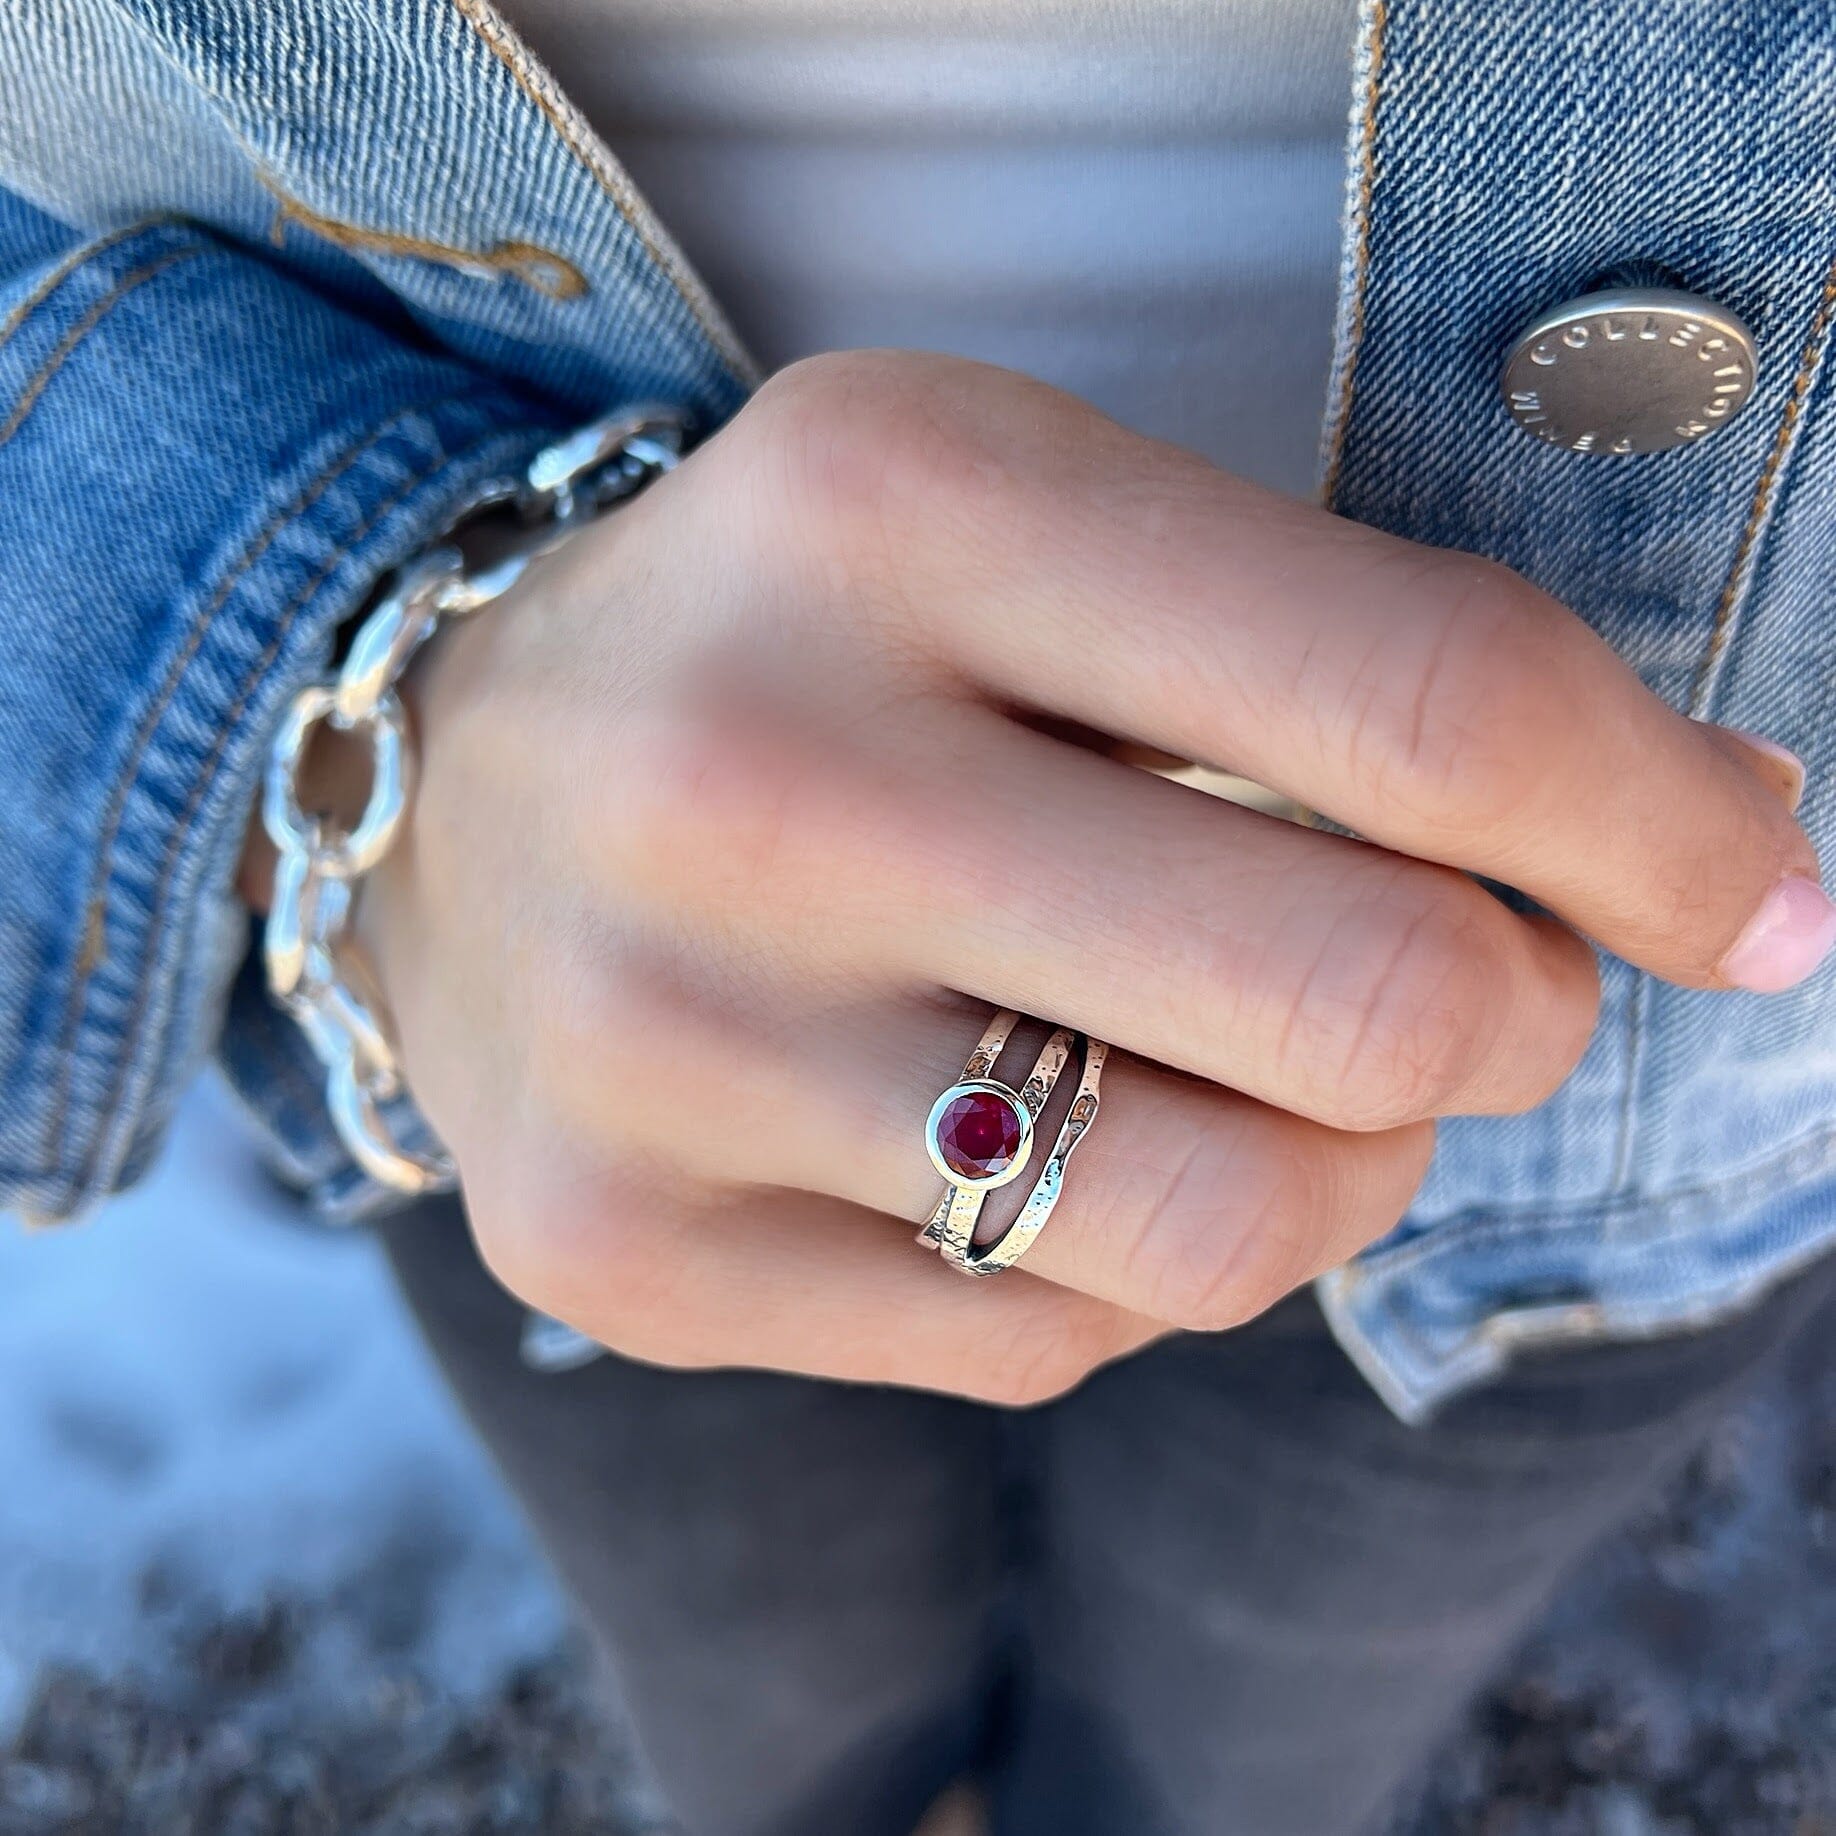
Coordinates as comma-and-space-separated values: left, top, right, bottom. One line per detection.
918, 1009, 1109, 1276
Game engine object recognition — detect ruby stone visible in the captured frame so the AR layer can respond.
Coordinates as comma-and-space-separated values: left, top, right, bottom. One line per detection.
935, 1091, 1024, 1181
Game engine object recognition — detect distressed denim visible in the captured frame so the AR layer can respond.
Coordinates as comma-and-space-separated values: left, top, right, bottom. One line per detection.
0, 0, 1832, 1420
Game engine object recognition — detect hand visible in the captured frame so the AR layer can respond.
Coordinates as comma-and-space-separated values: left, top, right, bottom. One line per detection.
354, 351, 1825, 1404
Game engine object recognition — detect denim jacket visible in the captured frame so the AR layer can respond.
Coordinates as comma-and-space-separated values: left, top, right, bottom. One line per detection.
2, 0, 1832, 1421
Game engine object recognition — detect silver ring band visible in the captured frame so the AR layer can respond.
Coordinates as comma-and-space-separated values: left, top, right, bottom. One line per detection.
918, 1009, 1109, 1276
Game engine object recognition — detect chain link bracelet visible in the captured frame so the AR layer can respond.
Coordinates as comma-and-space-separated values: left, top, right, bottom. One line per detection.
261, 406, 690, 1194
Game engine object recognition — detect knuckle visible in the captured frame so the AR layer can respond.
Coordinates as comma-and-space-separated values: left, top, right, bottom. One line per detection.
1151, 1132, 1323, 1333
1355, 555, 1567, 833
463, 1170, 576, 1316
462, 1153, 661, 1339
737, 351, 984, 590
1310, 882, 1508, 1129
529, 952, 804, 1176
978, 1307, 1121, 1408
525, 940, 680, 1141
1122, 1117, 1439, 1335
605, 691, 813, 911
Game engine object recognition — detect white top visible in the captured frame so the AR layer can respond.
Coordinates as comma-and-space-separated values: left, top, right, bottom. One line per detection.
499, 0, 1359, 497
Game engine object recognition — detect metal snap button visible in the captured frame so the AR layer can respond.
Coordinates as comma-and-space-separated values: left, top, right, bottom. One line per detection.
1500, 287, 1757, 455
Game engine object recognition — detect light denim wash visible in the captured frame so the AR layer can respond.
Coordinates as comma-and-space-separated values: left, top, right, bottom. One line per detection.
1, 0, 1832, 1421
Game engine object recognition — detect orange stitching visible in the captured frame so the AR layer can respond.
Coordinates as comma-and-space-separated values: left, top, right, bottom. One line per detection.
1320, 0, 1389, 507
446, 0, 759, 385
0, 245, 201, 452
41, 406, 460, 1173
1689, 253, 1836, 714
260, 173, 587, 301
0, 218, 180, 359
74, 439, 456, 1197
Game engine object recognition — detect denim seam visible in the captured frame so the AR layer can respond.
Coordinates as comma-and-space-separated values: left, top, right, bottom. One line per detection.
1318, 0, 1388, 507
68, 426, 471, 1201
445, 0, 760, 389
1688, 252, 1836, 717
1324, 1237, 1836, 1425
1605, 257, 1836, 1200
0, 244, 202, 449
39, 396, 491, 1174
1327, 1193, 1836, 1422
1609, 973, 1651, 1196
1352, 1117, 1836, 1283
0, 216, 180, 356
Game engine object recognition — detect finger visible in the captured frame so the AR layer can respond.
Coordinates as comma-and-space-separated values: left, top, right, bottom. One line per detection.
601, 696, 1600, 1130
580, 986, 1434, 1332
747, 352, 1826, 992
464, 1146, 1161, 1406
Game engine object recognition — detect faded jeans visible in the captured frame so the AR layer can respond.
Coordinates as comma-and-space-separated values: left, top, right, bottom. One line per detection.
381, 1200, 1836, 1836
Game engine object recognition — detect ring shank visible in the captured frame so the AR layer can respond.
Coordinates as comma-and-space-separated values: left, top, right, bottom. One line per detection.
920, 1010, 1107, 1276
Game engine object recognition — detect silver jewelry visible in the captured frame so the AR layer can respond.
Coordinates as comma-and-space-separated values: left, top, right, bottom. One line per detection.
919, 1009, 1108, 1276
261, 406, 689, 1193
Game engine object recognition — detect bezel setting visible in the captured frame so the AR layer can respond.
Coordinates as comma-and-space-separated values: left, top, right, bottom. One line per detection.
925, 1079, 1035, 1191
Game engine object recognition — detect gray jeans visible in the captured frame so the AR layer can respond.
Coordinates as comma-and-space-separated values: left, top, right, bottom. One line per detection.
381, 1199, 1836, 1836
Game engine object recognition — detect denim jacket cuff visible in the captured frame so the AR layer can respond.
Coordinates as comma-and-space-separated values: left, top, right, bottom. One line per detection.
0, 217, 564, 1221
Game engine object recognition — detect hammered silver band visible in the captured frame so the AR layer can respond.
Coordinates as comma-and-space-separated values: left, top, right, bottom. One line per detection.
919, 1009, 1108, 1277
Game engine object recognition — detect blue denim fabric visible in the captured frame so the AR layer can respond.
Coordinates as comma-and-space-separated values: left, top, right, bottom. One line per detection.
1313, 0, 1836, 1415
0, 204, 570, 1216
0, 0, 753, 1222
0, 0, 756, 416
0, 0, 1831, 1417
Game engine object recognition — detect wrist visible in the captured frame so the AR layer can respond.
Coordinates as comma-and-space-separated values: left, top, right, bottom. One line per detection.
254, 407, 691, 1194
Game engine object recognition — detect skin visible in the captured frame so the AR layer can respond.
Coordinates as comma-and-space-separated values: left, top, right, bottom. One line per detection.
312, 351, 1825, 1407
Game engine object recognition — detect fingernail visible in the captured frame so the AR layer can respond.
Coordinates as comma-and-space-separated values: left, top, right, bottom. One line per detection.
1720, 728, 1808, 814
1720, 875, 1836, 993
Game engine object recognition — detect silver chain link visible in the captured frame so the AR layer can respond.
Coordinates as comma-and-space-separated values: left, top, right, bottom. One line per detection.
262, 406, 690, 1193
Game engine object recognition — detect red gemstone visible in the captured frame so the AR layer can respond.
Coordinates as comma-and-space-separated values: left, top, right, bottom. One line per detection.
935, 1090, 1024, 1180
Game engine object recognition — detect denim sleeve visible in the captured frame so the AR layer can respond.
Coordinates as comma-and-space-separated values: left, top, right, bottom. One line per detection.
0, 193, 565, 1222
